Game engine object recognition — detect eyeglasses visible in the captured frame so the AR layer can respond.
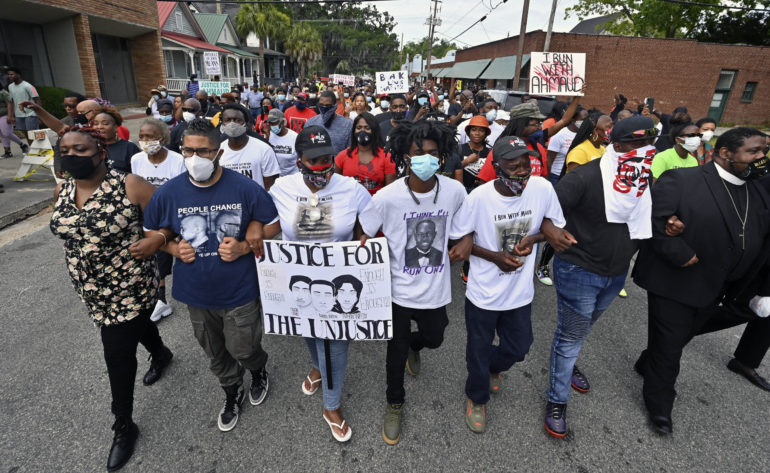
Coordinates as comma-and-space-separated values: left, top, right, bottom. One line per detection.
181, 147, 218, 157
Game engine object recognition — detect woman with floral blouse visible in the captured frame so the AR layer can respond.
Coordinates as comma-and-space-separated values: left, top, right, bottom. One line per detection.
50, 125, 174, 472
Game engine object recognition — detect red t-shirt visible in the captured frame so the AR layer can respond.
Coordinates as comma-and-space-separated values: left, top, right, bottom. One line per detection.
334, 146, 395, 195
284, 106, 317, 133
477, 141, 548, 181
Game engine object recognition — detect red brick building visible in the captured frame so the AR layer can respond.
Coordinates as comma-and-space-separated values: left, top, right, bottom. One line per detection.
429, 30, 769, 126
1, 0, 166, 106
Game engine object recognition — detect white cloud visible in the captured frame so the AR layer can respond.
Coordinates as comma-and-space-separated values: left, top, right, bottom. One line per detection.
379, 0, 583, 52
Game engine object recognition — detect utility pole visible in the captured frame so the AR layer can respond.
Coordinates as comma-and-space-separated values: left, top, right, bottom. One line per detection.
425, 0, 441, 82
399, 32, 404, 68
544, 0, 558, 52
513, 0, 530, 91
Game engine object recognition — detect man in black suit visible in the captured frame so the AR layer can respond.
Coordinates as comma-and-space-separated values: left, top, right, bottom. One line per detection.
633, 127, 770, 435
405, 219, 443, 268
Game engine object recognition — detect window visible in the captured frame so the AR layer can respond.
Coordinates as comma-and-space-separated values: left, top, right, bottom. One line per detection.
175, 11, 183, 28
222, 28, 228, 42
715, 70, 736, 90
164, 50, 174, 77
741, 82, 757, 102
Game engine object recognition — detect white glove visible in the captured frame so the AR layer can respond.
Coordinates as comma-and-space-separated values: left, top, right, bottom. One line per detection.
749, 296, 770, 318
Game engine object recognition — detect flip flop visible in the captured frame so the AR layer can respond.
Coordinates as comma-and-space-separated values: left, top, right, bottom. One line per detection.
323, 413, 352, 442
301, 375, 322, 395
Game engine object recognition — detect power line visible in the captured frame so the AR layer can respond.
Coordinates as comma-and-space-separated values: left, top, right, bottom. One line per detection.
159, 0, 399, 3
440, 0, 508, 43
656, 0, 770, 11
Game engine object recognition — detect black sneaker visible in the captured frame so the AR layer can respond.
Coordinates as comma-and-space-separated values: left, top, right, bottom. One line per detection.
249, 368, 269, 406
2, 151, 12, 158
218, 384, 245, 432
21, 143, 29, 154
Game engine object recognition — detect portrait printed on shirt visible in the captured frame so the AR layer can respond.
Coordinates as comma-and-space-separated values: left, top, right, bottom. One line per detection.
178, 204, 243, 256
496, 216, 532, 266
404, 214, 447, 269
294, 194, 333, 241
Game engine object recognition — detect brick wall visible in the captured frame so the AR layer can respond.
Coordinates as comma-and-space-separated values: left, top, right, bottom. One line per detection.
71, 15, 100, 98
36, 0, 159, 29
130, 30, 167, 105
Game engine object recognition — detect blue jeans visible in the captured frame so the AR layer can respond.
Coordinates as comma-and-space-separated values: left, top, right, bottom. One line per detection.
546, 256, 627, 404
306, 337, 349, 410
465, 298, 533, 404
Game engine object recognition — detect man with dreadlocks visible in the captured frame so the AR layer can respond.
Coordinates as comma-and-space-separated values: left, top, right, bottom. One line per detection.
450, 135, 572, 434
358, 119, 472, 445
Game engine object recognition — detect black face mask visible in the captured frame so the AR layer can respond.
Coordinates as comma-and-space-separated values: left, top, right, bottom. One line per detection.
261, 105, 270, 115
74, 114, 89, 125
61, 153, 99, 179
391, 110, 406, 121
731, 155, 769, 180
356, 131, 372, 146
198, 99, 208, 113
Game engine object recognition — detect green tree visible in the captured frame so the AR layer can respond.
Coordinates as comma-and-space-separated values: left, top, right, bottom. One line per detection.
235, 2, 292, 86
402, 37, 458, 64
566, 0, 761, 38
692, 8, 770, 45
285, 22, 324, 81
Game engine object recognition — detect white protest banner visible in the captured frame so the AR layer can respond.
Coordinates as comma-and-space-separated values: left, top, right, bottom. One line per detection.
199, 80, 231, 96
257, 238, 393, 341
376, 70, 409, 94
529, 52, 586, 96
203, 51, 221, 76
331, 74, 355, 86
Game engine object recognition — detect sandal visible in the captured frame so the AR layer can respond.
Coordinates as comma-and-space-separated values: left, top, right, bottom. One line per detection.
301, 374, 322, 395
323, 412, 352, 442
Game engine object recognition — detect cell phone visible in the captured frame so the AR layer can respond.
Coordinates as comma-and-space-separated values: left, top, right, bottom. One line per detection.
644, 97, 655, 111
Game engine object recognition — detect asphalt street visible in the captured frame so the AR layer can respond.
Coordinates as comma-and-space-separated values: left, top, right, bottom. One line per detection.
0, 217, 767, 473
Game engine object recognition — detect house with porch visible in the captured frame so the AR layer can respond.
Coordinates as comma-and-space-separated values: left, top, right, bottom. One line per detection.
194, 12, 260, 88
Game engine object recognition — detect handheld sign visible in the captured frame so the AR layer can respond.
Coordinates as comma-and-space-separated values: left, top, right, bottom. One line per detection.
257, 238, 393, 341
203, 51, 221, 76
376, 70, 409, 94
331, 74, 355, 86
199, 81, 231, 96
529, 52, 585, 96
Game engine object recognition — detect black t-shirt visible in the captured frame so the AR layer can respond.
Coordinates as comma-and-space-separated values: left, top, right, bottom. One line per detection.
554, 159, 638, 276
376, 111, 392, 123
106, 139, 140, 173
168, 121, 189, 153
448, 103, 462, 117
438, 151, 462, 180
459, 143, 491, 190
379, 119, 395, 142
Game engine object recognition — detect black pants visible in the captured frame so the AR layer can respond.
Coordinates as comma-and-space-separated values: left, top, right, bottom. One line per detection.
539, 242, 555, 269
695, 302, 770, 369
100, 307, 165, 418
386, 303, 448, 404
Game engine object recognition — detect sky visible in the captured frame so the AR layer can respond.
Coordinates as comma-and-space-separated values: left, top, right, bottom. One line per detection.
380, 0, 583, 53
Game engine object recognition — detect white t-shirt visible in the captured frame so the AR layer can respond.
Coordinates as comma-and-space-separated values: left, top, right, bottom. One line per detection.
269, 173, 371, 243
268, 129, 299, 176
547, 127, 577, 177
130, 149, 186, 187
359, 175, 468, 309
451, 177, 566, 311
219, 136, 280, 188
457, 118, 505, 146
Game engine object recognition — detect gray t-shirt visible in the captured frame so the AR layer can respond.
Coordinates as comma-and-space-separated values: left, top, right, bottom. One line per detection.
7, 81, 39, 118
305, 113, 352, 155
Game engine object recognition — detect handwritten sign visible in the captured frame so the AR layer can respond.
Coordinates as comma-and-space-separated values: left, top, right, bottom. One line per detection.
199, 80, 231, 96
529, 52, 585, 96
203, 51, 221, 76
331, 74, 355, 86
376, 70, 409, 94
257, 238, 393, 341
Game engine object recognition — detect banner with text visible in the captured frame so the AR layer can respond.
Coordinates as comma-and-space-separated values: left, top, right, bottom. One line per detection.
199, 81, 232, 96
331, 74, 356, 86
376, 70, 409, 94
529, 52, 585, 96
203, 51, 221, 76
257, 238, 393, 341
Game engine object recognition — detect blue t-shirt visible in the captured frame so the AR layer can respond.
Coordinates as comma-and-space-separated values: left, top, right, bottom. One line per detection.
144, 168, 278, 309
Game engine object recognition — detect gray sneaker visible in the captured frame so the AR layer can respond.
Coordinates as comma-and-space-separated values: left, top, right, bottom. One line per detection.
382, 403, 403, 445
465, 398, 486, 433
406, 348, 421, 376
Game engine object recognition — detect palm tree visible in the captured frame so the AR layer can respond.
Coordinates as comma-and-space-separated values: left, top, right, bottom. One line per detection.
235, 2, 291, 86
284, 22, 323, 82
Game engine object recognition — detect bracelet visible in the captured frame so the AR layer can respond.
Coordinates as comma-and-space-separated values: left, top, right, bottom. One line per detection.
152, 232, 167, 246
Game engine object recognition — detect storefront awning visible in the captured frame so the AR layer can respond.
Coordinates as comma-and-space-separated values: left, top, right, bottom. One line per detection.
422, 68, 444, 77
441, 59, 491, 80
479, 54, 530, 80
161, 32, 228, 52
219, 44, 259, 59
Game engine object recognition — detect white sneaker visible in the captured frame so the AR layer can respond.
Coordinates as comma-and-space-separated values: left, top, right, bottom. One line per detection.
150, 300, 173, 322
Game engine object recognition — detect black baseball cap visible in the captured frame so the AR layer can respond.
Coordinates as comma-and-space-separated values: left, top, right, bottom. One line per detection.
610, 116, 658, 142
296, 125, 335, 159
492, 136, 536, 161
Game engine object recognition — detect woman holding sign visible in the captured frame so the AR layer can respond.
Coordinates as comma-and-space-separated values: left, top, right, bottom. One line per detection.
264, 125, 372, 442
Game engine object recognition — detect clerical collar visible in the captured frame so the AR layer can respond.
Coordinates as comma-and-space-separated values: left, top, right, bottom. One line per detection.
716, 163, 746, 186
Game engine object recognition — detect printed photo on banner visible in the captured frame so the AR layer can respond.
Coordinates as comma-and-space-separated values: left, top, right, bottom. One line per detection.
496, 217, 531, 264
257, 238, 393, 340
529, 52, 586, 96
404, 214, 446, 269
376, 70, 409, 94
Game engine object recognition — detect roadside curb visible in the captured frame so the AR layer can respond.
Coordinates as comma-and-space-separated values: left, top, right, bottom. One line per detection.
0, 198, 53, 231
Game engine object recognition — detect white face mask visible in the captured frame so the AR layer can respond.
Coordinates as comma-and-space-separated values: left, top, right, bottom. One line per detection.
574, 120, 583, 129
309, 94, 317, 99
701, 130, 714, 143
139, 140, 162, 155
184, 154, 216, 182
679, 136, 701, 153
182, 111, 196, 122
221, 122, 247, 138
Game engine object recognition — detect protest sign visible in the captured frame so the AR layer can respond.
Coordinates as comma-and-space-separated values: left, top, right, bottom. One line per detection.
376, 70, 409, 94
331, 74, 355, 86
456, 79, 462, 91
199, 80, 231, 96
257, 238, 393, 341
529, 52, 585, 96
203, 51, 221, 76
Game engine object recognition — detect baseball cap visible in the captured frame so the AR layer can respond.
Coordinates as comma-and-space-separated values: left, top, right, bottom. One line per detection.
610, 116, 658, 142
496, 110, 511, 121
267, 108, 285, 124
509, 102, 546, 120
296, 125, 335, 159
295, 92, 309, 101
492, 136, 536, 161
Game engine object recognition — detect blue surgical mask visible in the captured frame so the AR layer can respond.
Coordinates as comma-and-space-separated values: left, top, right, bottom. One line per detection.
160, 114, 173, 123
486, 109, 498, 123
270, 125, 281, 134
343, 93, 350, 98
409, 154, 440, 181
160, 91, 167, 98
439, 94, 446, 100
417, 97, 428, 106
380, 100, 390, 109
277, 94, 286, 101
366, 96, 372, 103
